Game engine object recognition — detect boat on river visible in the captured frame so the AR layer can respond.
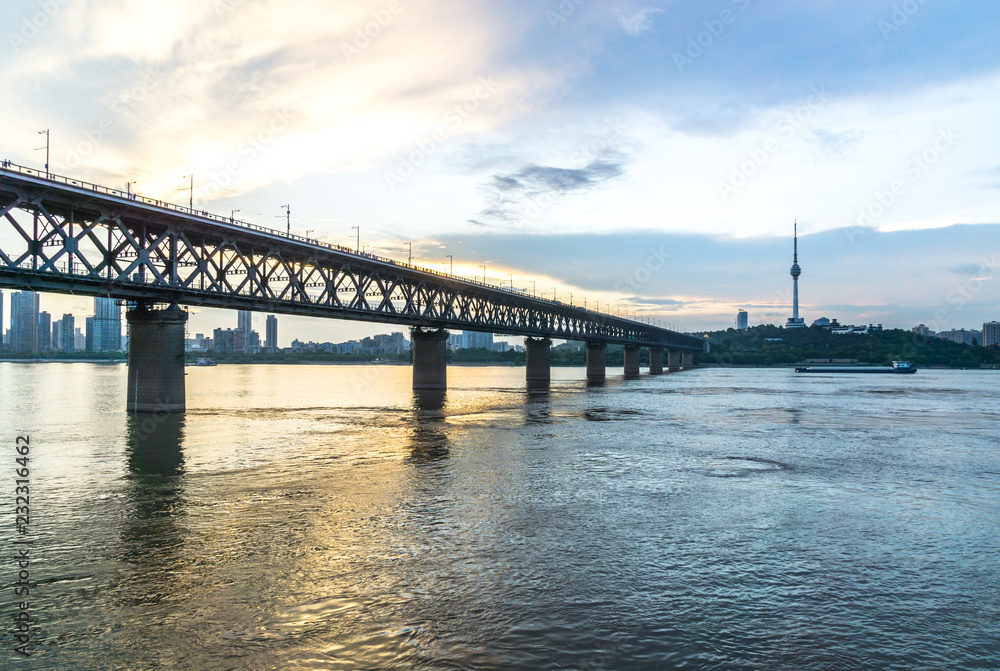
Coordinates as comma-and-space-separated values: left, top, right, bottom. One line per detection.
795, 360, 917, 374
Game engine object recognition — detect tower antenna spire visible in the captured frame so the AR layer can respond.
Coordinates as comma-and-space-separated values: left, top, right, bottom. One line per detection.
786, 220, 804, 328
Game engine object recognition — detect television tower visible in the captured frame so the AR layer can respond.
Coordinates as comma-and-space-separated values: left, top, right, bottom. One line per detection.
786, 221, 805, 328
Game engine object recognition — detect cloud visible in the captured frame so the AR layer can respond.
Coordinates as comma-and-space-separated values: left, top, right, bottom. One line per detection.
479, 154, 627, 221
616, 7, 662, 36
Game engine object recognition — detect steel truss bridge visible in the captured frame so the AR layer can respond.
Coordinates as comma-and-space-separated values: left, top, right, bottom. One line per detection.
0, 164, 703, 351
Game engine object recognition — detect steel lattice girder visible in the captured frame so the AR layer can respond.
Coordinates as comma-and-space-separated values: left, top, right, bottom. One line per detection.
0, 169, 704, 350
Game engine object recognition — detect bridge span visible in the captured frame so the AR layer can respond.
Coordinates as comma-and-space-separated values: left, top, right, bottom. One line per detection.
0, 163, 703, 411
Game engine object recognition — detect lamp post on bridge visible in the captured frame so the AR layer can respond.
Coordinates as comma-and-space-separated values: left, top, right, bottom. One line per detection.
351, 226, 359, 253
552, 287, 557, 301
231, 209, 240, 224
126, 180, 136, 197
37, 129, 49, 177
180, 174, 194, 209
446, 254, 453, 275
480, 265, 487, 284
530, 280, 535, 297
277, 204, 291, 235
508, 273, 513, 290
405, 242, 412, 265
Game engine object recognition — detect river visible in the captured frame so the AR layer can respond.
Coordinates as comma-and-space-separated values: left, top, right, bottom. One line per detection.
2, 362, 998, 669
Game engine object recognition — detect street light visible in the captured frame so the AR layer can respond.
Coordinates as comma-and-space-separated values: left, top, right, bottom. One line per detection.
306, 229, 314, 240
552, 287, 557, 301
231, 209, 240, 223
350, 226, 359, 253
507, 273, 513, 290
405, 242, 412, 265
180, 174, 194, 209
446, 254, 453, 274
277, 204, 291, 235
37, 129, 49, 177
480, 265, 487, 284
530, 280, 535, 297
568, 292, 573, 306
126, 180, 136, 197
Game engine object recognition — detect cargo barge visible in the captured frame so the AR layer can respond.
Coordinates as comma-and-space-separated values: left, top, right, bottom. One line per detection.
795, 360, 917, 374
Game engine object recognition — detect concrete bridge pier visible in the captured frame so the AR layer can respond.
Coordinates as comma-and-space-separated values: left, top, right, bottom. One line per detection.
525, 337, 551, 387
126, 303, 188, 413
682, 350, 695, 370
649, 348, 664, 375
586, 342, 607, 383
623, 345, 640, 378
667, 349, 682, 372
411, 327, 449, 390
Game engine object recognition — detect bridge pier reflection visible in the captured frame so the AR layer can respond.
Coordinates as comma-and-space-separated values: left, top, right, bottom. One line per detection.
525, 336, 551, 387
649, 348, 664, 375
411, 327, 449, 390
126, 303, 187, 413
586, 342, 607, 384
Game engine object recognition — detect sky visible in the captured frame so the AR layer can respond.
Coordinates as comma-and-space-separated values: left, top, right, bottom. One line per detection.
2, 0, 1000, 343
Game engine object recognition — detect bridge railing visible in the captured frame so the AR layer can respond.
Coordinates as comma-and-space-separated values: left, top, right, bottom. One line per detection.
2, 161, 669, 330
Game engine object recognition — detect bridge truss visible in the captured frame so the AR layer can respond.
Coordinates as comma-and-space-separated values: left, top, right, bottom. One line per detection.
0, 165, 703, 351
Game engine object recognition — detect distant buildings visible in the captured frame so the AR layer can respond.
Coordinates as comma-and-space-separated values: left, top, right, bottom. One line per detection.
937, 329, 981, 346
60, 314, 75, 352
237, 310, 253, 351
10, 290, 39, 352
736, 309, 748, 330
984, 321, 1000, 347
92, 297, 123, 351
265, 315, 278, 351
461, 330, 493, 349
37, 311, 51, 351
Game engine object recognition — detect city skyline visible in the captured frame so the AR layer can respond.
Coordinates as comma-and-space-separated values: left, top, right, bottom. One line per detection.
2, 2, 1000, 339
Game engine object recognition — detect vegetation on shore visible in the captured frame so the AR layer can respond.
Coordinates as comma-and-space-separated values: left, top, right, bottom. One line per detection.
699, 325, 1000, 368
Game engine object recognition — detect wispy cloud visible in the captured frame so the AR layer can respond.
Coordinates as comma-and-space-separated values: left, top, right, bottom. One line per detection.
479, 155, 627, 221
616, 7, 662, 36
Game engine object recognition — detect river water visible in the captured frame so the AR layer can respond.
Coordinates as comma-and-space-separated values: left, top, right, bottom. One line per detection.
1, 362, 999, 670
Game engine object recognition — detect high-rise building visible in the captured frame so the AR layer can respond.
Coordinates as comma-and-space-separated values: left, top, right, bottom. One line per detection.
85, 316, 95, 352
37, 312, 51, 351
785, 223, 805, 328
237, 310, 252, 351
462, 330, 493, 349
10, 290, 39, 352
265, 315, 278, 351
92, 297, 122, 351
983, 321, 1000, 347
52, 319, 61, 351
736, 309, 748, 330
61, 314, 75, 352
